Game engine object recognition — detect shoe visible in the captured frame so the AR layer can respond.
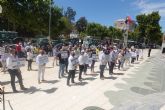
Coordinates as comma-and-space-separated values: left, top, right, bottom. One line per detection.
78, 78, 82, 81
100, 76, 104, 80
41, 79, 46, 82
21, 87, 28, 90
13, 90, 19, 93
71, 81, 75, 83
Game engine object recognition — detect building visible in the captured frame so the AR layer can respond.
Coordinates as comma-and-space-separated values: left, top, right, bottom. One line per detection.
114, 19, 136, 32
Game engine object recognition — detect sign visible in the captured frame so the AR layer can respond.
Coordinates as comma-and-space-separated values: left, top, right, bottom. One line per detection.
0, 47, 5, 55
92, 54, 97, 60
33, 54, 37, 61
0, 53, 10, 61
71, 57, 78, 65
12, 58, 26, 68
88, 58, 93, 65
38, 55, 48, 64
61, 51, 68, 59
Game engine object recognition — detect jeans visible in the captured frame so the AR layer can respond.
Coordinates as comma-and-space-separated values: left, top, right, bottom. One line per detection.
100, 65, 106, 78
59, 63, 65, 78
131, 57, 136, 63
79, 65, 84, 79
109, 62, 115, 74
84, 64, 88, 74
27, 59, 32, 70
8, 69, 24, 91
91, 60, 95, 72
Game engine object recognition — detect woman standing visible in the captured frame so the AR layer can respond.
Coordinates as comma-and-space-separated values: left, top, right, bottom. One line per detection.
27, 49, 33, 71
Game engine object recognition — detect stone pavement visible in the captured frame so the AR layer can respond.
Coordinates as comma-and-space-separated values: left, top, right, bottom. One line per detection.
0, 49, 164, 110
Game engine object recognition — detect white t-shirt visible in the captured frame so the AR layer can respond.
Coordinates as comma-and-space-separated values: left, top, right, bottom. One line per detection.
68, 55, 77, 70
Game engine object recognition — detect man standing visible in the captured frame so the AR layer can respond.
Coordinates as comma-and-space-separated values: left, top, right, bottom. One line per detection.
99, 49, 109, 79
78, 50, 85, 81
67, 51, 77, 86
6, 48, 27, 93
57, 46, 69, 78
109, 47, 116, 74
36, 50, 48, 84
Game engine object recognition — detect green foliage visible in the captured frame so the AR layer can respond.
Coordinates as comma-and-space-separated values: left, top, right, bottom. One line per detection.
75, 17, 88, 33
136, 12, 162, 44
64, 7, 76, 23
0, 0, 73, 39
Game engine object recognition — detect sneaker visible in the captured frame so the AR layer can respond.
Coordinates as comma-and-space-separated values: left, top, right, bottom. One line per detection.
13, 90, 19, 93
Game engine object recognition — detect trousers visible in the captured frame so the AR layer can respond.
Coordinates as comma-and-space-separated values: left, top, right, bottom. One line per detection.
8, 69, 24, 91
38, 65, 45, 82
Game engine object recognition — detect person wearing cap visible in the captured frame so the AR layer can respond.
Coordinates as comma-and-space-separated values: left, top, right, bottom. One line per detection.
67, 51, 77, 86
6, 48, 27, 93
78, 50, 85, 81
36, 50, 48, 84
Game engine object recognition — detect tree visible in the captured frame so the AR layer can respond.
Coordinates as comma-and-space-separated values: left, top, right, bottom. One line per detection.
64, 7, 76, 23
0, 0, 64, 38
136, 12, 162, 44
75, 17, 88, 33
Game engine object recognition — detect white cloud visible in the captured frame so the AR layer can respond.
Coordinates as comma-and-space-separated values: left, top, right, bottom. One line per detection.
134, 0, 165, 16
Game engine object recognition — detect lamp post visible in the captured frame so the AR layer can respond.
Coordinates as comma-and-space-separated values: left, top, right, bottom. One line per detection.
48, 0, 52, 41
0, 5, 2, 14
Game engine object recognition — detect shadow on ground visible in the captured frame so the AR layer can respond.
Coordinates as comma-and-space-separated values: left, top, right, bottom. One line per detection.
104, 53, 165, 109
83, 106, 105, 110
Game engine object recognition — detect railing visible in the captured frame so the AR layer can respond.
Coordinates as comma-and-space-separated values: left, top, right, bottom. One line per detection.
0, 86, 5, 110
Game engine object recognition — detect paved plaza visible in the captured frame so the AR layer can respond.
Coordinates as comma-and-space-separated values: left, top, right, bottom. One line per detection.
0, 49, 165, 110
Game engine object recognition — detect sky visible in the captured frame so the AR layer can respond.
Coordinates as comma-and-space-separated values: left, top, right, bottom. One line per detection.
55, 0, 165, 32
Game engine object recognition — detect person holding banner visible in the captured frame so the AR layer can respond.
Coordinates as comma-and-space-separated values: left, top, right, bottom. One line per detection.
57, 47, 69, 78
67, 51, 77, 86
36, 50, 48, 84
6, 48, 27, 93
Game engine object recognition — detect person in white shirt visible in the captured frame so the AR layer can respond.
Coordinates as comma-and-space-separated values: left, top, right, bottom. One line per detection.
36, 50, 48, 84
78, 50, 86, 81
27, 48, 33, 71
136, 49, 140, 61
130, 49, 137, 64
67, 51, 77, 86
6, 48, 27, 93
99, 49, 109, 79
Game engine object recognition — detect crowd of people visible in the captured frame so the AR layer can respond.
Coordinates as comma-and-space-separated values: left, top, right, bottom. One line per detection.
0, 41, 149, 92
